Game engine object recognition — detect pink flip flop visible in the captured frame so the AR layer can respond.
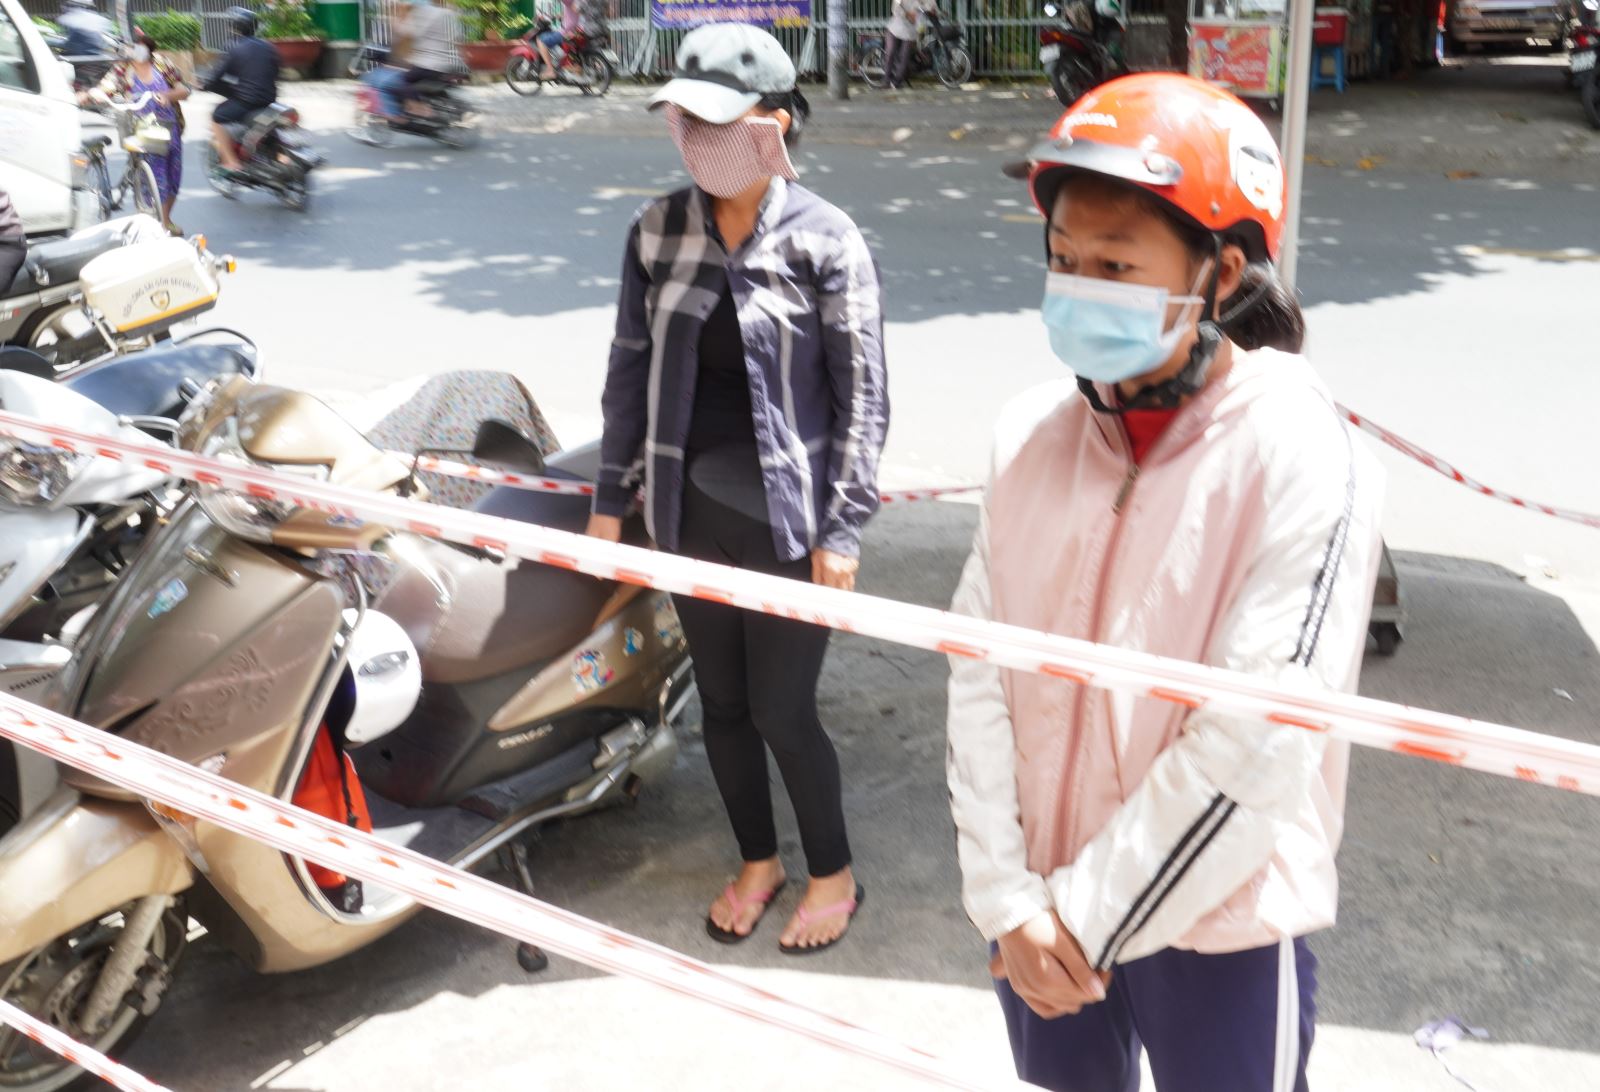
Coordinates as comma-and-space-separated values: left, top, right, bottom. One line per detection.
779, 885, 866, 956
705, 880, 787, 945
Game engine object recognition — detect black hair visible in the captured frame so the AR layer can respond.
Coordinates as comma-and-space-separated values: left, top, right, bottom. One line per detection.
1047, 169, 1306, 354
758, 88, 811, 150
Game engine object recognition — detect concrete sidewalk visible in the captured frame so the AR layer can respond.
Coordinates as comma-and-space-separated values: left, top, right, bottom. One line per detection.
285, 53, 1600, 178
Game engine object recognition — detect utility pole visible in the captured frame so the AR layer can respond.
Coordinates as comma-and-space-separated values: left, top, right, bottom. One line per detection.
827, 0, 849, 100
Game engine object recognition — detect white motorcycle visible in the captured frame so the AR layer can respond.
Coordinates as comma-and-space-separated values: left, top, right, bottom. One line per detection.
1, 214, 234, 371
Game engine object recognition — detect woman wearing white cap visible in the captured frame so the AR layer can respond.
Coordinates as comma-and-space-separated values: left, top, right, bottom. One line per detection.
586, 24, 889, 953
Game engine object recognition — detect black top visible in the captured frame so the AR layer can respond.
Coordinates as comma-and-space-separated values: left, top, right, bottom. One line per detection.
685, 288, 768, 521
204, 36, 280, 108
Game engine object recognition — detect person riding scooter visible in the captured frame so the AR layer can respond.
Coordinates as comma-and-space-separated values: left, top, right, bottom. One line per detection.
205, 6, 280, 176
57, 0, 113, 59
363, 0, 464, 120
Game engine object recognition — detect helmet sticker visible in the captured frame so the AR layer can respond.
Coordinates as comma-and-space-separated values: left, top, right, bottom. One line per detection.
1223, 109, 1284, 220
1062, 111, 1120, 132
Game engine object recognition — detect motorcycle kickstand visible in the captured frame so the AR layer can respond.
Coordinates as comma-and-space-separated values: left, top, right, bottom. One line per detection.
505, 839, 550, 973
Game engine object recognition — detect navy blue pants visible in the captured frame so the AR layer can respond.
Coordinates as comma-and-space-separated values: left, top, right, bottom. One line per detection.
995, 937, 1318, 1092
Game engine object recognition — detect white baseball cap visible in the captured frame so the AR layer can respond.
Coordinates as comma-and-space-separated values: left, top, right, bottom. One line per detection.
649, 23, 798, 125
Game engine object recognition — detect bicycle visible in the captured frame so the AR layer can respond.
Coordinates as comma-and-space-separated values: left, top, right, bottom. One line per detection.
79, 93, 164, 221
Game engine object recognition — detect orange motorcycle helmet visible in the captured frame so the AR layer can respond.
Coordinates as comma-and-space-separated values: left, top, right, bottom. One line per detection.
1005, 72, 1287, 263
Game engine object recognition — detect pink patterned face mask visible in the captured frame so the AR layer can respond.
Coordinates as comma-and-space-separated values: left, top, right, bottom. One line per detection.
664, 104, 798, 198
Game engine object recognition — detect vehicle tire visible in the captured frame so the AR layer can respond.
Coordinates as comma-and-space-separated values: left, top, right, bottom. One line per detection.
579, 53, 614, 96
1584, 73, 1600, 129
506, 54, 543, 95
861, 44, 889, 88
436, 111, 481, 149
19, 302, 98, 366
86, 159, 113, 221
0, 744, 18, 841
129, 159, 161, 219
203, 144, 240, 200
938, 45, 974, 88
1370, 622, 1402, 657
350, 103, 394, 148
1050, 54, 1097, 106
279, 171, 312, 213
0, 902, 187, 1092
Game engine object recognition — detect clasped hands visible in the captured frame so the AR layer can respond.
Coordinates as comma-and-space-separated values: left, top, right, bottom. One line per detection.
992, 910, 1113, 1019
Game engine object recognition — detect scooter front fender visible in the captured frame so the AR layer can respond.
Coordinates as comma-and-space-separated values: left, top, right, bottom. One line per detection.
0, 789, 192, 964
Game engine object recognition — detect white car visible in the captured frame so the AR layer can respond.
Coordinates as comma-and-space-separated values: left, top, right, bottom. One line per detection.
0, 0, 100, 237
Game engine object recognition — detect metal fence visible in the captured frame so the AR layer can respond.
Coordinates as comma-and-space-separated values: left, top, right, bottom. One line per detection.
19, 0, 1184, 74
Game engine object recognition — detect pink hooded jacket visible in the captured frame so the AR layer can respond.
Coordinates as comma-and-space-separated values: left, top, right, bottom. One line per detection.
946, 348, 1384, 969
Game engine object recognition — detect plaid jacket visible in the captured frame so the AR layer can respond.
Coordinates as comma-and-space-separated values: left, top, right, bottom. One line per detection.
595, 181, 889, 561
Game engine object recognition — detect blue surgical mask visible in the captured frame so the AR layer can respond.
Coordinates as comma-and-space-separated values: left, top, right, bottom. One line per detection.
1041, 270, 1209, 385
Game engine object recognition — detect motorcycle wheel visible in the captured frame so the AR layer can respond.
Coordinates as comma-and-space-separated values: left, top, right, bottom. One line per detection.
861, 44, 889, 88
350, 104, 394, 148
1584, 73, 1600, 130
506, 54, 543, 96
203, 144, 240, 200
938, 45, 974, 88
1050, 54, 1097, 107
129, 159, 161, 219
579, 54, 614, 96
0, 902, 187, 1092
279, 170, 312, 213
436, 112, 481, 150
0, 745, 16, 840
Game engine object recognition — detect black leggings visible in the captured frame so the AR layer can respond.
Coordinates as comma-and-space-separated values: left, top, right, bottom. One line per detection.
0, 240, 25, 291
672, 481, 850, 878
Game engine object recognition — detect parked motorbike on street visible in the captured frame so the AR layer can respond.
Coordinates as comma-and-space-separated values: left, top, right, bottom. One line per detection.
0, 372, 694, 1091
0, 214, 197, 367
858, 10, 975, 89
504, 19, 618, 96
0, 333, 260, 828
205, 104, 325, 213
1039, 0, 1128, 106
5, 227, 234, 372
351, 69, 480, 149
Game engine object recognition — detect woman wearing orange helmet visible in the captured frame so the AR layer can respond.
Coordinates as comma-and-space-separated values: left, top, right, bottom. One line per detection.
945, 73, 1386, 1091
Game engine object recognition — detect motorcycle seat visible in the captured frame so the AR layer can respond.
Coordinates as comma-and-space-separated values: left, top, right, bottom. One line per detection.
61, 337, 259, 420
7, 234, 114, 294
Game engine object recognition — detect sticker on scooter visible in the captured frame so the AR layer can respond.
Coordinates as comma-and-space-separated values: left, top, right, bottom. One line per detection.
147, 577, 189, 619
572, 649, 614, 693
623, 628, 643, 656
654, 600, 684, 647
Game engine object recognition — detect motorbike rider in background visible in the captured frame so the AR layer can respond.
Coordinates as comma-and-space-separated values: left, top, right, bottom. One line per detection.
364, 0, 465, 120
205, 6, 281, 175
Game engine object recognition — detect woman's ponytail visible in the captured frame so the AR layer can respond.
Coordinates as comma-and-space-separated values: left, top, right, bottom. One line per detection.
1218, 262, 1305, 354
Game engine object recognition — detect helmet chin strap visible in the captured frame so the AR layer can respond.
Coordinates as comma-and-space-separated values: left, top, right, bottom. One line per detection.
1078, 237, 1225, 416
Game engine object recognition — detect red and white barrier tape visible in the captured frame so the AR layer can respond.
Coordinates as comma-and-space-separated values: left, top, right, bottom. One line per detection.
3, 408, 1598, 796
397, 405, 1600, 529
1336, 405, 1600, 532
0, 694, 1026, 1092
398, 452, 978, 505
0, 998, 174, 1092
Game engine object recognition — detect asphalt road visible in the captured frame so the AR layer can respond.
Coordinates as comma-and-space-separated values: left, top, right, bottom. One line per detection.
105, 94, 1600, 1090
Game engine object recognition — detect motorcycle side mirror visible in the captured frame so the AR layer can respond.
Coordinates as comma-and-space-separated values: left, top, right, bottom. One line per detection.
471, 419, 547, 475
1044, 3, 1060, 15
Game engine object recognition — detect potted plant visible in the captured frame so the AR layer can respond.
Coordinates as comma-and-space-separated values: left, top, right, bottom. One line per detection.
135, 11, 203, 86
459, 0, 529, 71
259, 0, 328, 73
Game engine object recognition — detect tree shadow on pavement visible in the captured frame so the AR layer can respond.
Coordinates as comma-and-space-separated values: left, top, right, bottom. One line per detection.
123, 505, 1600, 1087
